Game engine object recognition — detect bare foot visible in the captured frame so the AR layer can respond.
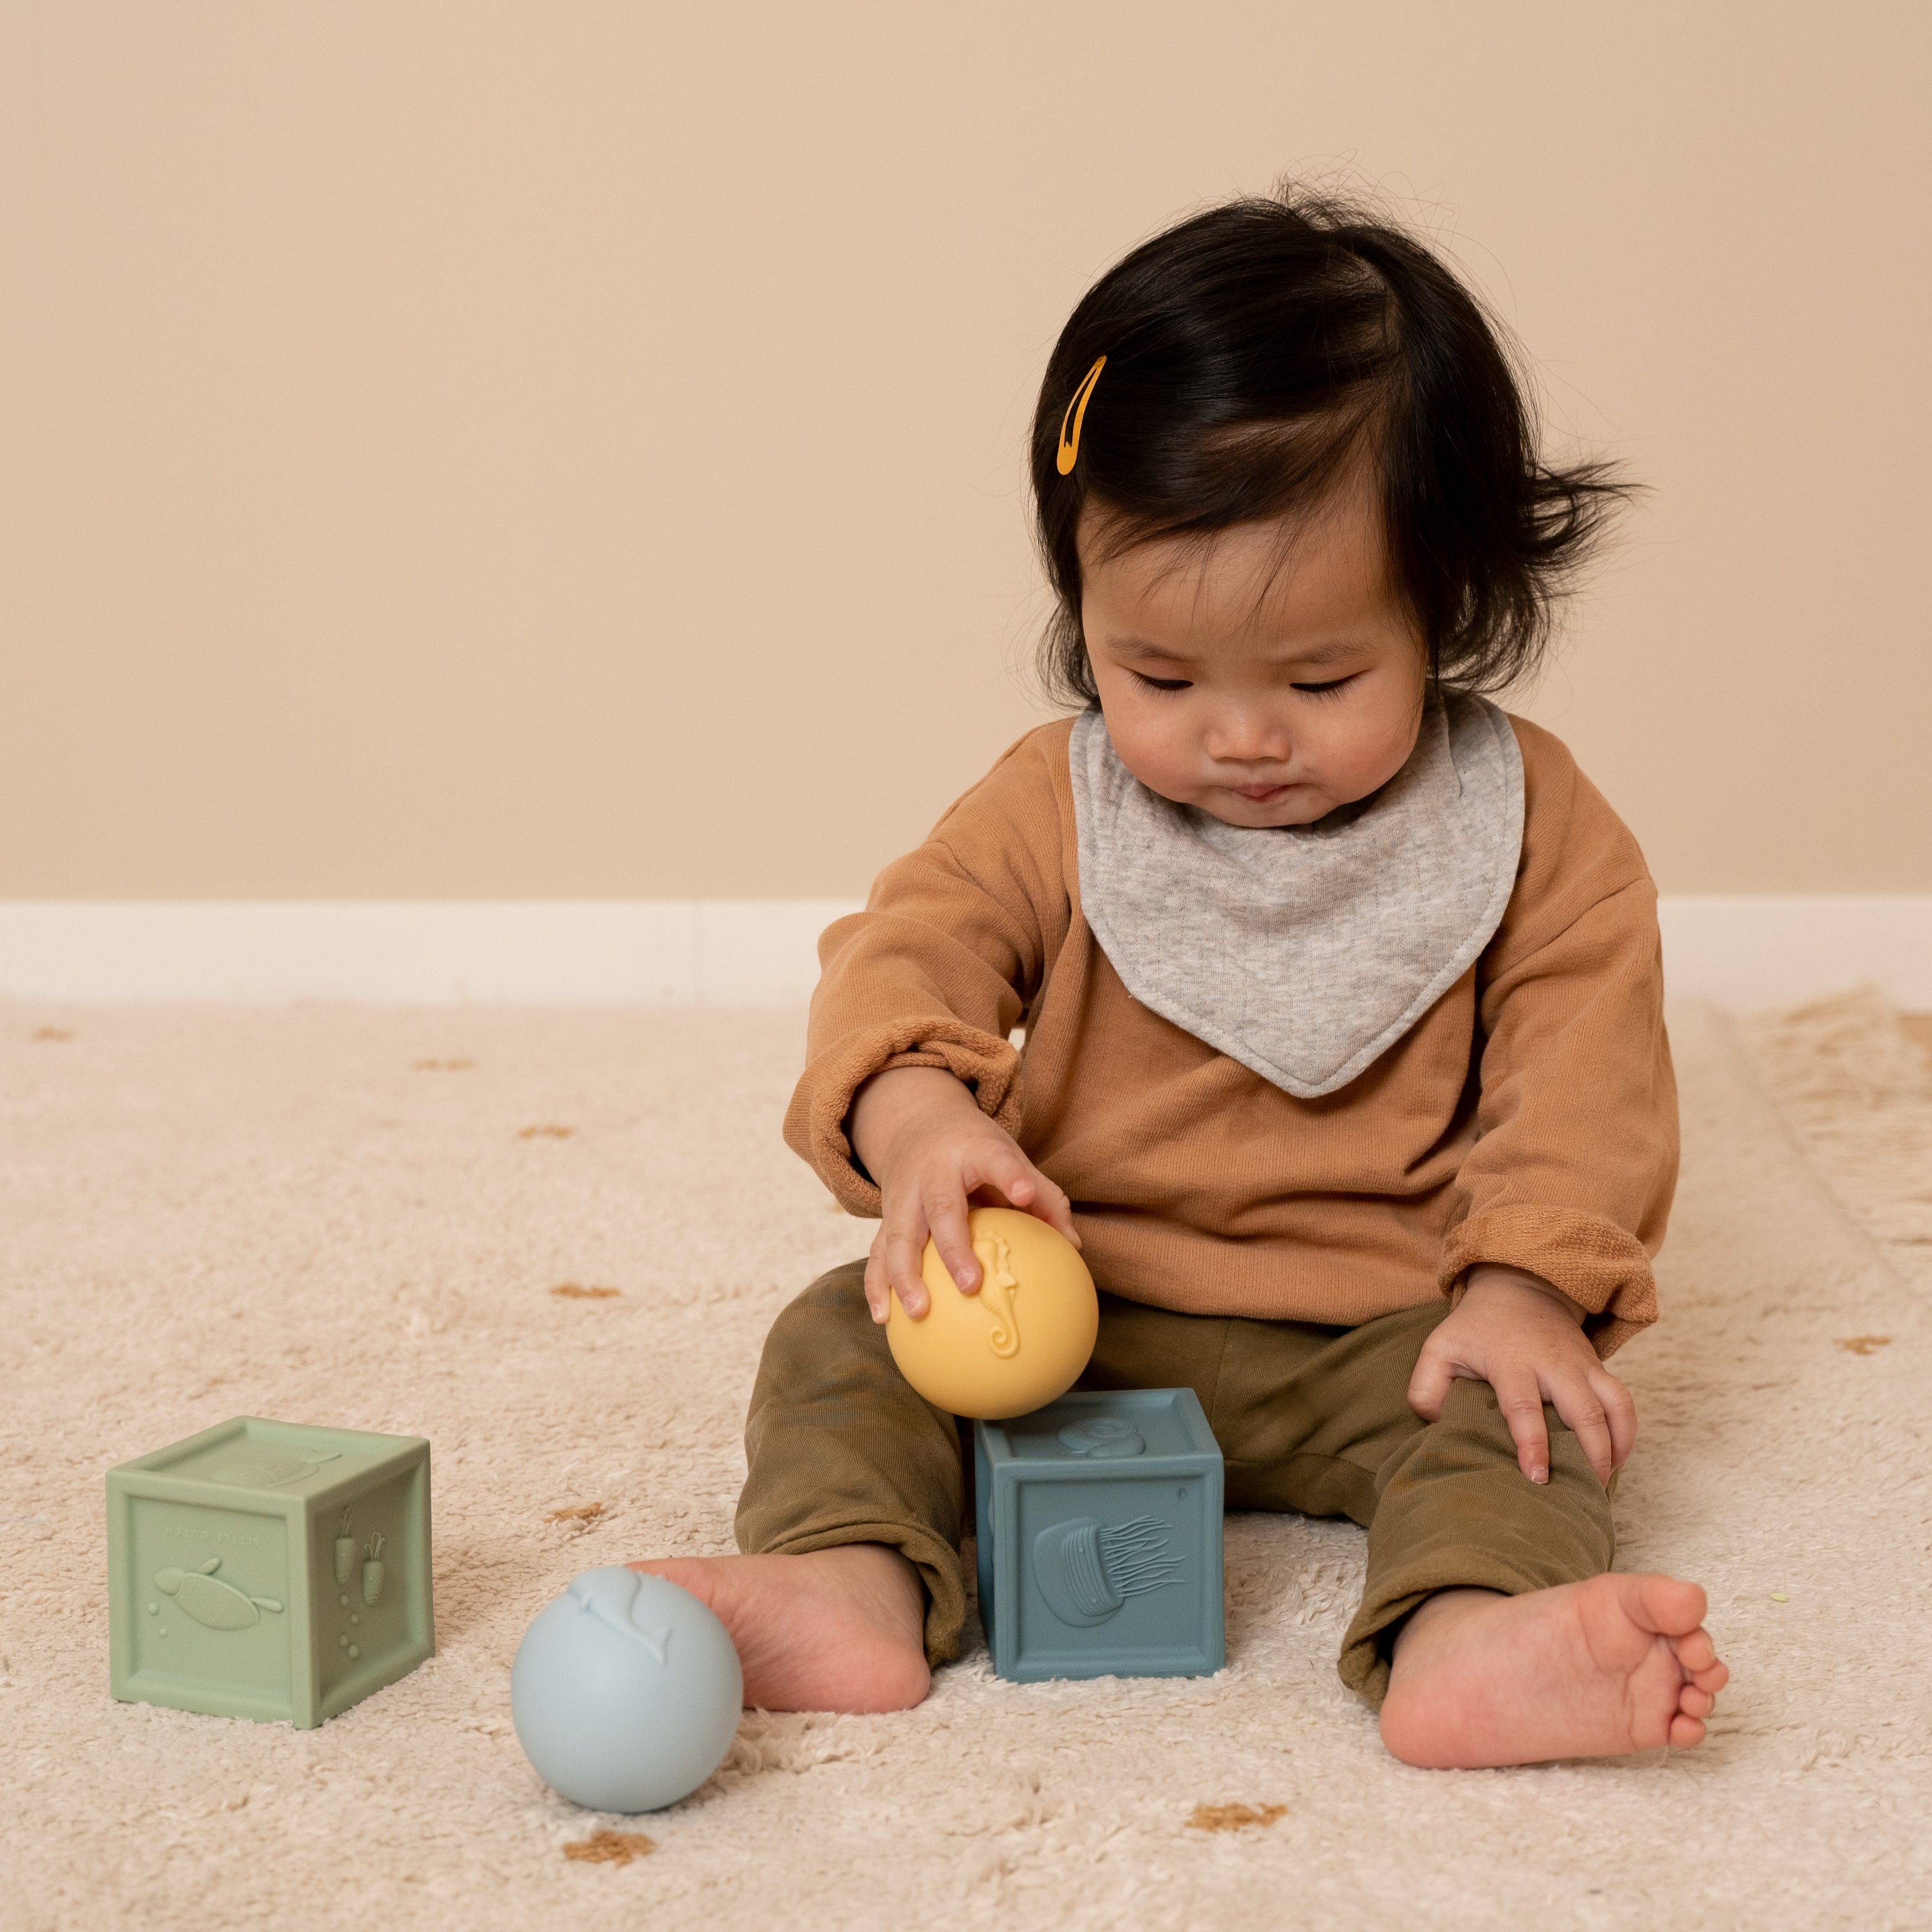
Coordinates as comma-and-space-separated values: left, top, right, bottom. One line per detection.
1379, 1573, 1729, 1769
630, 1544, 930, 1714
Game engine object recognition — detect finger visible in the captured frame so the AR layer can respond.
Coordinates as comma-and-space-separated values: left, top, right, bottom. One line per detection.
1548, 1372, 1614, 1488
863, 1238, 892, 1324
1406, 1341, 1456, 1423
984, 1149, 1037, 1209
1025, 1169, 1082, 1246
1492, 1370, 1552, 1484
882, 1204, 934, 1318
980, 1149, 1081, 1247
1593, 1369, 1638, 1471
924, 1185, 980, 1295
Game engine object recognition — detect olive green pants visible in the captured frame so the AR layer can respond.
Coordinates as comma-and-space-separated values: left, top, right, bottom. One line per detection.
735, 1261, 1615, 1705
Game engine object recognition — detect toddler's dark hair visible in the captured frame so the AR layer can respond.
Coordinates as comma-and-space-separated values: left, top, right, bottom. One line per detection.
1030, 185, 1632, 703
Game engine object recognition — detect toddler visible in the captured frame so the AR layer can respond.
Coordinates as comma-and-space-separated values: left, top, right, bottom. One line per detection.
638, 186, 1727, 1769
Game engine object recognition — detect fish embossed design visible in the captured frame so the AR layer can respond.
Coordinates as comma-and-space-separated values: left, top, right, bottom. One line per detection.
974, 1234, 1021, 1358
154, 1557, 285, 1630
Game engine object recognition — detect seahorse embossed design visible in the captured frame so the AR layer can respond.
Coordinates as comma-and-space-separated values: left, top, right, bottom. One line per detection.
974, 1234, 1021, 1358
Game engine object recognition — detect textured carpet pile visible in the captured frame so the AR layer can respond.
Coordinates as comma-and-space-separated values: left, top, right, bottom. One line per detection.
2, 994, 1928, 1931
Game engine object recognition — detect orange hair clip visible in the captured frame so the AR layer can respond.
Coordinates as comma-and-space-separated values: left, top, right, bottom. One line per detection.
1055, 355, 1107, 475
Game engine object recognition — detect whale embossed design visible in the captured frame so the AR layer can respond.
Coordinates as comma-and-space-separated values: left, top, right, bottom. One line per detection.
208, 1448, 341, 1490
974, 1234, 1021, 1358
566, 1566, 674, 1665
154, 1557, 285, 1630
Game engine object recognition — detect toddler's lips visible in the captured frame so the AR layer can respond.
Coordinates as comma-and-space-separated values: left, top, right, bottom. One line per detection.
1232, 782, 1296, 803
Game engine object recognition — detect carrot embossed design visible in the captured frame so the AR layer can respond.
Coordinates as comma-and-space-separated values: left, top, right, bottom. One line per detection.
361, 1532, 387, 1606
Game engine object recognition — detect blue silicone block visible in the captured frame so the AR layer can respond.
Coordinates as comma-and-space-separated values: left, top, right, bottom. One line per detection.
975, 1387, 1224, 1682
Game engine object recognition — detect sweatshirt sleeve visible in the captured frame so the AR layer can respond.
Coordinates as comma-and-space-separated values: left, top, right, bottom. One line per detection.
1436, 718, 1678, 1358
782, 726, 1072, 1215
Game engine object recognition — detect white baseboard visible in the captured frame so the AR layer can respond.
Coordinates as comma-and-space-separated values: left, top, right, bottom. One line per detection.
0, 900, 865, 1005
1655, 895, 1932, 1011
0, 896, 1925, 1009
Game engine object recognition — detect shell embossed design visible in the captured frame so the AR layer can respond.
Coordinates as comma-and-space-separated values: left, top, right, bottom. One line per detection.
975, 1234, 1021, 1358
1057, 1416, 1145, 1459
153, 1557, 285, 1631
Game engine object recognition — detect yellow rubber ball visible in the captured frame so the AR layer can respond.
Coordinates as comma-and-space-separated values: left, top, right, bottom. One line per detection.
886, 1206, 1099, 1420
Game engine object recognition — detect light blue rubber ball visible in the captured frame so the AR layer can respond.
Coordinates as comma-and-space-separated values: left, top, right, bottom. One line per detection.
511, 1566, 743, 1813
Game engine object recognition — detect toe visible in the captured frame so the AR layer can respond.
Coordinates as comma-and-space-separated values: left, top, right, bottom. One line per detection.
1667, 1711, 1707, 1748
1679, 1684, 1715, 1720
1671, 1625, 1717, 1672
1691, 1657, 1729, 1696
1638, 1574, 1708, 1636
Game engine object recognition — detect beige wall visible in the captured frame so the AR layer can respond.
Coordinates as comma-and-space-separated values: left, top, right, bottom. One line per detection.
2, 1, 1927, 900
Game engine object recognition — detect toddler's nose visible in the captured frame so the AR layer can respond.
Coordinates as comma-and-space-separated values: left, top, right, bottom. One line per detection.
1204, 709, 1292, 766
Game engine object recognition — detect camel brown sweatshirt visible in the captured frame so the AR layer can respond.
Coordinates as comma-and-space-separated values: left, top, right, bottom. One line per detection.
784, 715, 1675, 1358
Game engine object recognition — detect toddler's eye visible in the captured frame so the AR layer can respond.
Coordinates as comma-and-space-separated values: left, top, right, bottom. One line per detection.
1131, 672, 1192, 694
1291, 676, 1355, 699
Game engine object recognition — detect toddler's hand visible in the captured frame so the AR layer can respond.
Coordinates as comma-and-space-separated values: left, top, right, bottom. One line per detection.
1407, 1265, 1635, 1487
848, 1065, 1080, 1325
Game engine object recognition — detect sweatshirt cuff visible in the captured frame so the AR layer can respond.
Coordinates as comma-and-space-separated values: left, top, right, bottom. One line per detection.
1439, 1206, 1659, 1359
782, 1017, 1023, 1216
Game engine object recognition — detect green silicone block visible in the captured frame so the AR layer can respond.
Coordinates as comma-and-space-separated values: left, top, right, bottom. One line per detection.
107, 1416, 434, 1729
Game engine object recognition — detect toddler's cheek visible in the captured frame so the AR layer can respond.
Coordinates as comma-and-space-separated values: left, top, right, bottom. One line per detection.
1113, 728, 1209, 807
1112, 754, 1181, 805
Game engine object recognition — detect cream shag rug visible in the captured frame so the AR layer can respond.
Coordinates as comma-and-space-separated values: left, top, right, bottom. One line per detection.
3, 994, 1929, 1932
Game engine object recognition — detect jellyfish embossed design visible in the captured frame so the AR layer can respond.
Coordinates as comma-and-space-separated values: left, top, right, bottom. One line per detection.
1032, 1516, 1184, 1629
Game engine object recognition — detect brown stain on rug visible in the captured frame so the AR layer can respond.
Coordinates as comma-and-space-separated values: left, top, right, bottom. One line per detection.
563, 1830, 654, 1865
31, 1027, 74, 1042
551, 1283, 622, 1300
413, 1057, 474, 1070
1187, 1802, 1286, 1833
548, 1501, 608, 1525
520, 1123, 576, 1139
1836, 1335, 1892, 1355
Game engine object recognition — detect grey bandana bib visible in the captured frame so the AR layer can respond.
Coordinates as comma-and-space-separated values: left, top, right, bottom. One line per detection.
1069, 695, 1524, 1098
